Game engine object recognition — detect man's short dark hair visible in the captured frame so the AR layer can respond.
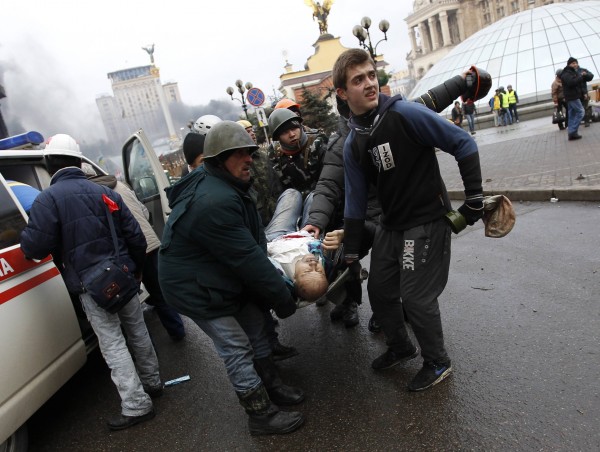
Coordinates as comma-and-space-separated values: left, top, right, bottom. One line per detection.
332, 48, 376, 90
183, 133, 205, 165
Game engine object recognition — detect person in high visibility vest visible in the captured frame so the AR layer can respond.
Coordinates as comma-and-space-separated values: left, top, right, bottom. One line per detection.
507, 85, 519, 123
499, 87, 512, 126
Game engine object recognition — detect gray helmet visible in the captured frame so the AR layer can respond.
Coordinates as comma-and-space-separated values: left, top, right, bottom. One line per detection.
556, 68, 563, 77
268, 108, 303, 139
203, 121, 258, 159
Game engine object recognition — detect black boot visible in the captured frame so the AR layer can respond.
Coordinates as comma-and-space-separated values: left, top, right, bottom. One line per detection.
270, 339, 299, 361
237, 385, 304, 435
254, 356, 305, 406
342, 301, 359, 328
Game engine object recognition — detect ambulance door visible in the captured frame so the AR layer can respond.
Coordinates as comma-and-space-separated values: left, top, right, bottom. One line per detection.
0, 175, 86, 446
121, 129, 171, 240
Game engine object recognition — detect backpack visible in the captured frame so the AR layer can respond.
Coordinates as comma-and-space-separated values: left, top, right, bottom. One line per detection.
488, 97, 494, 110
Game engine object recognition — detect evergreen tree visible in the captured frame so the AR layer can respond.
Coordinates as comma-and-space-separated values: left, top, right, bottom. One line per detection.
299, 86, 338, 135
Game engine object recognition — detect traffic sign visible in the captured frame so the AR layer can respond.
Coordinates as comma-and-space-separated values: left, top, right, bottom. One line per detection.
255, 107, 268, 128
246, 87, 265, 107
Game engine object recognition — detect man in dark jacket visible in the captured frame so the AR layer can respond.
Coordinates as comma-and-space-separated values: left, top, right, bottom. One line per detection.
158, 121, 304, 436
334, 49, 484, 392
304, 68, 491, 330
561, 56, 594, 140
20, 134, 161, 430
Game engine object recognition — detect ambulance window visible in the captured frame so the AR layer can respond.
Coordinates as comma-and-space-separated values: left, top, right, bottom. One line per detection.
0, 183, 27, 249
125, 139, 159, 200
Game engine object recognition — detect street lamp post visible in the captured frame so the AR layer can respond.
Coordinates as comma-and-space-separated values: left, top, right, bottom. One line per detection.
226, 79, 253, 120
352, 17, 390, 62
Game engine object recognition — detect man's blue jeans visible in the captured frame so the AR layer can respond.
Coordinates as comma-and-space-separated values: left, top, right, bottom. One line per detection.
567, 99, 585, 135
465, 113, 475, 133
189, 301, 271, 392
264, 189, 314, 242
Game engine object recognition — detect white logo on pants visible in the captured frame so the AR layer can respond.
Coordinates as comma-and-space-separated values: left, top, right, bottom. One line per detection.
377, 143, 395, 171
403, 240, 415, 270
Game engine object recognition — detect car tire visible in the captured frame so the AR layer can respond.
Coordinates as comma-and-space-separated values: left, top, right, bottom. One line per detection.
0, 424, 28, 452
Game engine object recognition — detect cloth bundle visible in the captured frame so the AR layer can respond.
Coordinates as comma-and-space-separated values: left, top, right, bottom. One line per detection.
482, 195, 516, 238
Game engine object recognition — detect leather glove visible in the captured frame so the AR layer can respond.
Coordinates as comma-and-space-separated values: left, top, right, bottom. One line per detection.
458, 199, 484, 225
274, 296, 297, 319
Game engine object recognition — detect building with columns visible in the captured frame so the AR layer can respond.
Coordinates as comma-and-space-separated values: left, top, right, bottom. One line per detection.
279, 34, 390, 110
405, 0, 574, 81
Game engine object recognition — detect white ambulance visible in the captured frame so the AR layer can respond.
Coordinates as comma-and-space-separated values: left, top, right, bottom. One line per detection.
0, 130, 171, 451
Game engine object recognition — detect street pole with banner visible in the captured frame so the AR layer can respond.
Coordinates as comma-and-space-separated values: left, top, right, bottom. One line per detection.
255, 107, 270, 145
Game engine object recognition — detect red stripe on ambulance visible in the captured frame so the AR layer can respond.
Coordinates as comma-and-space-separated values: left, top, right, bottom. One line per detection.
0, 267, 61, 305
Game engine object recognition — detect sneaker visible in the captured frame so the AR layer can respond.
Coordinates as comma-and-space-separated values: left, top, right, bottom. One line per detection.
568, 133, 582, 141
408, 361, 452, 391
372, 346, 418, 370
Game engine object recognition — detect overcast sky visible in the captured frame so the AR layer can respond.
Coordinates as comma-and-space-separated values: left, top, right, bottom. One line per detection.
0, 0, 414, 144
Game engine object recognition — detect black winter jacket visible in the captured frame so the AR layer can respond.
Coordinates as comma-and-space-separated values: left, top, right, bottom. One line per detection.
20, 167, 146, 293
158, 164, 294, 320
306, 115, 381, 232
561, 66, 594, 101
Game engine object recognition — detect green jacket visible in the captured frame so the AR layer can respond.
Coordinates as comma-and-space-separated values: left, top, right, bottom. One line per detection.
158, 164, 293, 320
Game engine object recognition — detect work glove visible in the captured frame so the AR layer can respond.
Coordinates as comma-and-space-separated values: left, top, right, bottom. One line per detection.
458, 198, 484, 225
274, 296, 297, 319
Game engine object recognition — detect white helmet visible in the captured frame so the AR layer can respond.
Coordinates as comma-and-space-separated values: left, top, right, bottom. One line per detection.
44, 133, 82, 158
193, 115, 222, 135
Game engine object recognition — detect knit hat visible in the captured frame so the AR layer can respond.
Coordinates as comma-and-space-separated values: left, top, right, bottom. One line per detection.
567, 56, 578, 65
183, 133, 205, 165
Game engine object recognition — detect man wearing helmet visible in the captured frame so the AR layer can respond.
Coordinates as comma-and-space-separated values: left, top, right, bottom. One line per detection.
266, 108, 327, 202
192, 114, 222, 135
158, 121, 304, 436
21, 134, 161, 430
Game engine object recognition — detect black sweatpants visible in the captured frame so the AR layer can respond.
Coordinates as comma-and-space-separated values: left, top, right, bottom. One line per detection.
367, 218, 451, 363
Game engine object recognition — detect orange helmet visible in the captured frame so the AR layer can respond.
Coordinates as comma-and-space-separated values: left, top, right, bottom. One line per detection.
275, 98, 300, 110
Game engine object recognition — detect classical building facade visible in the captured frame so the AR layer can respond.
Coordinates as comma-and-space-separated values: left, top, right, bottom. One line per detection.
278, 34, 390, 109
405, 0, 574, 80
96, 65, 180, 150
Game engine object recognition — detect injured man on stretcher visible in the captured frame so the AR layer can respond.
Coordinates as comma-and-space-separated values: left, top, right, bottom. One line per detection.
264, 189, 345, 306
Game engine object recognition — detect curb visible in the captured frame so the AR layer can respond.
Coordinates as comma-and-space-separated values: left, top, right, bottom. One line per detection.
447, 188, 600, 202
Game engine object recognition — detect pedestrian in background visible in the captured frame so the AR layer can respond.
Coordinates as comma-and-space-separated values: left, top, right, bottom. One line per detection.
561, 56, 593, 140
506, 85, 519, 123
451, 101, 463, 128
552, 68, 568, 131
462, 99, 476, 135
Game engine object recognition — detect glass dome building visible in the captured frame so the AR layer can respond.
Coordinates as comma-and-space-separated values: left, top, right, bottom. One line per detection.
408, 1, 600, 112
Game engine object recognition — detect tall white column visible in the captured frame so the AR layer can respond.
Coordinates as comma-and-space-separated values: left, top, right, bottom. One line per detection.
439, 10, 451, 47
409, 27, 418, 55
428, 17, 439, 50
456, 9, 466, 43
419, 22, 430, 53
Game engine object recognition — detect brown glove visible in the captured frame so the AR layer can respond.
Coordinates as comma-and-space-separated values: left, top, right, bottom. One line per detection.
482, 195, 516, 238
